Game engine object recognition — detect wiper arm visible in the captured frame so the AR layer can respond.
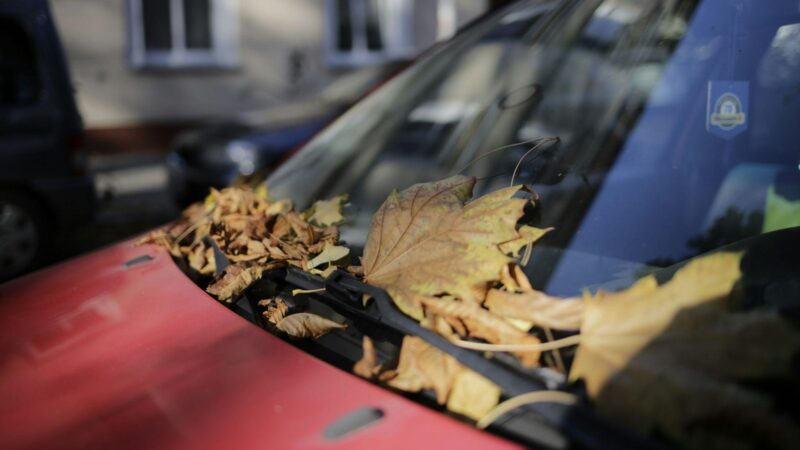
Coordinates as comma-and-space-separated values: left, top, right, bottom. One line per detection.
280, 267, 667, 450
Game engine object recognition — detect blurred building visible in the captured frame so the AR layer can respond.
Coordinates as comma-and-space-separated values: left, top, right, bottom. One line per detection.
49, 0, 487, 153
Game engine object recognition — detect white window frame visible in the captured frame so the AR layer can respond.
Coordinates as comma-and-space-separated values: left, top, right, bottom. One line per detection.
127, 0, 240, 69
324, 0, 416, 67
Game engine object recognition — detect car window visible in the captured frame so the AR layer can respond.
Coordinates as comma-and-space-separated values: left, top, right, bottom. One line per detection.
268, 0, 800, 296
0, 17, 41, 106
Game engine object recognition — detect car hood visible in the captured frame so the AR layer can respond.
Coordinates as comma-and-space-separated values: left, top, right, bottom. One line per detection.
0, 239, 518, 450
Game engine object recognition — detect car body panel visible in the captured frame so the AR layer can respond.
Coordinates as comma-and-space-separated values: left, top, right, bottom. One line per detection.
0, 240, 519, 450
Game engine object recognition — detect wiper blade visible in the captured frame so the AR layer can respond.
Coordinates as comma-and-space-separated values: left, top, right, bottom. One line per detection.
279, 267, 667, 450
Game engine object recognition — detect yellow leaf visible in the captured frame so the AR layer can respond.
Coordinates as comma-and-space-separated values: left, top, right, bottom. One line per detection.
362, 175, 529, 320
446, 369, 501, 421
276, 312, 346, 339
499, 225, 552, 257
308, 194, 348, 227
308, 244, 350, 269
484, 288, 583, 330
422, 296, 542, 367
569, 252, 800, 447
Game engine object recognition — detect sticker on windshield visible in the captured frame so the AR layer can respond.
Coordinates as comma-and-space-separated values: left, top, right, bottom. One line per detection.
706, 81, 749, 139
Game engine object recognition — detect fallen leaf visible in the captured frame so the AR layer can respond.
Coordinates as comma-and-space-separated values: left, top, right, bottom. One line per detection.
446, 368, 501, 421
484, 288, 583, 330
385, 336, 461, 404
308, 194, 348, 227
422, 296, 542, 366
276, 313, 346, 339
499, 225, 552, 257
353, 336, 378, 379
308, 244, 350, 269
362, 175, 530, 320
570, 252, 800, 447
207, 263, 270, 302
260, 297, 289, 324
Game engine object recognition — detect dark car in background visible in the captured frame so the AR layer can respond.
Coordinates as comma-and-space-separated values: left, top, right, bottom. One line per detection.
0, 0, 94, 281
166, 62, 406, 205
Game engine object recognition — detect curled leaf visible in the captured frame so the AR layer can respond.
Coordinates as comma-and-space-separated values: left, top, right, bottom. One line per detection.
484, 288, 583, 330
207, 264, 271, 303
275, 313, 346, 339
353, 336, 379, 379
259, 297, 289, 324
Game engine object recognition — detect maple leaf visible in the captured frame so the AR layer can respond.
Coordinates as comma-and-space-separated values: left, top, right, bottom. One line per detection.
275, 312, 347, 339
362, 175, 538, 320
570, 252, 800, 447
307, 194, 348, 227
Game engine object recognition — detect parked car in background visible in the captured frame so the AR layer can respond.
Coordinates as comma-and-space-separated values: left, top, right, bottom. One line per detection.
166, 62, 406, 205
2, 0, 799, 449
0, 0, 94, 281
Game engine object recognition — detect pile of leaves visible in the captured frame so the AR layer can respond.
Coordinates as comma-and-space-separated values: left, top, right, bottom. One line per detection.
142, 177, 800, 449
138, 186, 349, 302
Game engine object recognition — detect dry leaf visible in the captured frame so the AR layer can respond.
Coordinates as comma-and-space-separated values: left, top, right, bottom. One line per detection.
362, 175, 532, 320
499, 225, 551, 257
385, 336, 461, 404
570, 252, 800, 447
308, 244, 350, 269
422, 297, 542, 366
275, 312, 346, 339
308, 194, 348, 227
260, 297, 289, 324
485, 288, 583, 330
207, 263, 269, 302
353, 336, 378, 379
446, 369, 501, 421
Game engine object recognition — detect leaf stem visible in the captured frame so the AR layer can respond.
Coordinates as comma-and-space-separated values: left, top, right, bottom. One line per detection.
477, 390, 579, 429
452, 334, 581, 352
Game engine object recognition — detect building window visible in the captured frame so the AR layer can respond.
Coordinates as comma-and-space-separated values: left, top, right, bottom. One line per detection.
325, 0, 415, 67
127, 0, 239, 69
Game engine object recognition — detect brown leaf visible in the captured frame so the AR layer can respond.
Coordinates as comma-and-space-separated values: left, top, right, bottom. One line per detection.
275, 312, 346, 339
422, 297, 542, 367
484, 288, 583, 330
362, 175, 530, 320
207, 263, 271, 302
353, 336, 378, 379
259, 297, 289, 324
569, 252, 800, 447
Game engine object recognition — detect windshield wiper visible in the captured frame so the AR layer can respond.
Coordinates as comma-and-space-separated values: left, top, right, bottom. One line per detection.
209, 237, 664, 449
277, 266, 667, 450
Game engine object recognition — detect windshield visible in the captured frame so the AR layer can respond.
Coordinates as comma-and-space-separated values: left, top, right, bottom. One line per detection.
268, 0, 800, 297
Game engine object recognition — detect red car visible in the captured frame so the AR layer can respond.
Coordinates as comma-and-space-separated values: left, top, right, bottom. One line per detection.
3, 0, 799, 448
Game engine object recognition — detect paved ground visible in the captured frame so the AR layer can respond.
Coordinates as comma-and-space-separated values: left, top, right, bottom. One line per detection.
52, 152, 181, 262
